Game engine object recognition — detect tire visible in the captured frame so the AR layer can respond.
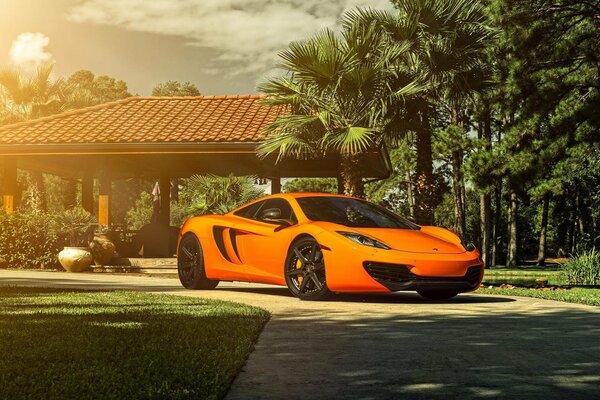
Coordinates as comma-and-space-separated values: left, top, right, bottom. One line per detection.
177, 233, 219, 290
284, 237, 330, 301
417, 290, 458, 300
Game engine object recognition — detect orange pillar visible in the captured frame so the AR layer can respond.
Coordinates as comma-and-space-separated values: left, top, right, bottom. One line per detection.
2, 159, 17, 214
98, 176, 111, 226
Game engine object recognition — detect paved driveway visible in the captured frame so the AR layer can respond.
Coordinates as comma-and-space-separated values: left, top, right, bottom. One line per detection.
1, 269, 599, 400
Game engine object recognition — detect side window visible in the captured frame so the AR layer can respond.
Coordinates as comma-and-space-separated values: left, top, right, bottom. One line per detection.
258, 198, 297, 224
233, 200, 265, 220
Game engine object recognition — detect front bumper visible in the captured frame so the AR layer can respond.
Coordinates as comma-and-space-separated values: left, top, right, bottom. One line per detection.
363, 262, 482, 292
320, 238, 484, 293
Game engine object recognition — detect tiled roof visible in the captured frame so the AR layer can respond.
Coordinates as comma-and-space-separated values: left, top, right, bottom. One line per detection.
0, 95, 287, 145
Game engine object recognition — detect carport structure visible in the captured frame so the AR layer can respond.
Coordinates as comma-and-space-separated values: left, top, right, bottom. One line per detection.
0, 95, 391, 226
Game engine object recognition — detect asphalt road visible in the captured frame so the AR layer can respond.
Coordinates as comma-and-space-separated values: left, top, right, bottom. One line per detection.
1, 269, 599, 400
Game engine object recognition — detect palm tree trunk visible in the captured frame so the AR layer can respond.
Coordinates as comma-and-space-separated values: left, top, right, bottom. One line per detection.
537, 193, 550, 266
339, 154, 365, 198
506, 185, 518, 267
414, 117, 435, 225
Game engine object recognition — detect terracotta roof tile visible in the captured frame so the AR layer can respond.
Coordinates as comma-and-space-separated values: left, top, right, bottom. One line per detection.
0, 95, 288, 145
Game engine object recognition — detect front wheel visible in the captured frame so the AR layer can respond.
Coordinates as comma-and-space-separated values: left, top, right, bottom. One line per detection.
284, 237, 330, 301
417, 290, 458, 300
178, 233, 219, 290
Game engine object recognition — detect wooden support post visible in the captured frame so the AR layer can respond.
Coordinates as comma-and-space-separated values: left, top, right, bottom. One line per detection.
159, 176, 171, 226
2, 159, 17, 214
98, 176, 111, 226
81, 173, 94, 214
270, 177, 281, 194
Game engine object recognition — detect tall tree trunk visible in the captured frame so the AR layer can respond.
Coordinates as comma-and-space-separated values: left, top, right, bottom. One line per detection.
555, 195, 568, 258
492, 179, 502, 266
451, 149, 466, 236
537, 193, 550, 266
479, 111, 493, 267
414, 116, 435, 225
450, 107, 466, 236
506, 185, 518, 267
406, 171, 415, 218
336, 171, 344, 195
340, 154, 364, 198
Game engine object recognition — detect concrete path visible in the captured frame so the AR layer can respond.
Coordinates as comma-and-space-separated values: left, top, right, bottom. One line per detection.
1, 269, 599, 400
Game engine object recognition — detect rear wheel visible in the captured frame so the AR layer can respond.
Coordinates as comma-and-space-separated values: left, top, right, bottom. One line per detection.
178, 233, 219, 290
417, 290, 458, 300
285, 237, 330, 301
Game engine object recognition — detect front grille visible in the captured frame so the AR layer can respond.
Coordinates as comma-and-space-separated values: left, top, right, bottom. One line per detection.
363, 262, 412, 284
363, 262, 482, 287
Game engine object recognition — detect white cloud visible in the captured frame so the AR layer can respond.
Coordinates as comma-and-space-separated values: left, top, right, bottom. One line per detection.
9, 32, 53, 71
67, 0, 393, 77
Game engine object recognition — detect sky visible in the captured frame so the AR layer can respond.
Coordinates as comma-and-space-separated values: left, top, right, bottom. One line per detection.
0, 0, 392, 96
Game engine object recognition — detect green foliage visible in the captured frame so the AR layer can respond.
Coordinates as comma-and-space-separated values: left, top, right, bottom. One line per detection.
0, 288, 270, 399
53, 208, 96, 247
560, 249, 600, 286
182, 174, 264, 217
283, 178, 337, 194
65, 70, 131, 107
125, 191, 154, 231
0, 211, 62, 268
258, 13, 424, 161
152, 80, 200, 96
124, 175, 264, 229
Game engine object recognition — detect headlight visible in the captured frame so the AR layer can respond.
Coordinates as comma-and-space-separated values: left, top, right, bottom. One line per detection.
336, 231, 391, 250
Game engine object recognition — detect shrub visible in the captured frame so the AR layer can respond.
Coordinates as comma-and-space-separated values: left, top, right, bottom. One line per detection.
559, 248, 600, 286
0, 211, 62, 269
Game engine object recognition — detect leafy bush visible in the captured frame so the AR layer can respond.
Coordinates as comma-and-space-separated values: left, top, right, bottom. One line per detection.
0, 211, 62, 269
53, 208, 95, 246
560, 249, 600, 286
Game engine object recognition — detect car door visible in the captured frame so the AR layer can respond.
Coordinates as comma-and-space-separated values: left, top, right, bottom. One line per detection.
233, 198, 297, 285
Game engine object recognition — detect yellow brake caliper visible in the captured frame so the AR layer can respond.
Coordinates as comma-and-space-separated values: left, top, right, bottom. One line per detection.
296, 259, 303, 283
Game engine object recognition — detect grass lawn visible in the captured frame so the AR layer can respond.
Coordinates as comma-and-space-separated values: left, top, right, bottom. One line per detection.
0, 287, 270, 400
476, 286, 600, 307
482, 265, 563, 286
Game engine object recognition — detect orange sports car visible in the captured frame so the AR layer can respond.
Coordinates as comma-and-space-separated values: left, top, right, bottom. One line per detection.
177, 193, 484, 300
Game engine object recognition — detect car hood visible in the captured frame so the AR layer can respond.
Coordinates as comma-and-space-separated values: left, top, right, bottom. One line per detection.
341, 226, 466, 254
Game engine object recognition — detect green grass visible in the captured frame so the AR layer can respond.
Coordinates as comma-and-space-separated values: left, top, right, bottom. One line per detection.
0, 287, 270, 400
483, 266, 563, 286
477, 287, 600, 307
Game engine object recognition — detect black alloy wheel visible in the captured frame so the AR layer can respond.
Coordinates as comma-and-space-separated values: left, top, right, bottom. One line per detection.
285, 237, 330, 301
178, 233, 219, 290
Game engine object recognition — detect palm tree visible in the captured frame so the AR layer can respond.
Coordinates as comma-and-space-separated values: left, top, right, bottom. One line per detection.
353, 0, 496, 224
0, 63, 67, 124
0, 63, 69, 210
184, 174, 264, 216
257, 17, 423, 197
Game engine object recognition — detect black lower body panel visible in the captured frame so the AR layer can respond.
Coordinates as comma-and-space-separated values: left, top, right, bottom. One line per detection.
363, 262, 482, 292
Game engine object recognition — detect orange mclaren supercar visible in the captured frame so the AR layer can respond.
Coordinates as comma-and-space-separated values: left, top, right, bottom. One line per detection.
177, 193, 484, 300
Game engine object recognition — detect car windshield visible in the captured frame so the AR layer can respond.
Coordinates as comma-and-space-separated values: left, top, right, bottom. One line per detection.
296, 196, 418, 229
